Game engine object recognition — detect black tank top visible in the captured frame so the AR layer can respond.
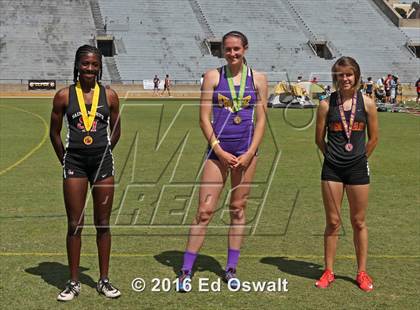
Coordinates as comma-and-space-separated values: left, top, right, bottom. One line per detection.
325, 91, 367, 167
65, 84, 110, 150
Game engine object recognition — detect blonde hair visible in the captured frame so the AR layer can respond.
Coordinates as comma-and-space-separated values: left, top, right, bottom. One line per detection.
331, 56, 361, 91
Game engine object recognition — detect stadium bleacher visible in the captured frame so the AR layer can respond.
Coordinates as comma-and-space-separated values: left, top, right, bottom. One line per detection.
97, 0, 223, 81
196, 0, 328, 81
0, 0, 418, 83
0, 0, 110, 81
286, 0, 419, 81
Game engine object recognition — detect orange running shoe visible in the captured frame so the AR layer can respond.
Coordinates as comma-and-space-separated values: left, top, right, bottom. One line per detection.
315, 269, 335, 288
356, 271, 374, 292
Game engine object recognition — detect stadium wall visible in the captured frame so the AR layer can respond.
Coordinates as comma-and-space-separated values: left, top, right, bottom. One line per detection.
373, 0, 420, 27
0, 83, 417, 100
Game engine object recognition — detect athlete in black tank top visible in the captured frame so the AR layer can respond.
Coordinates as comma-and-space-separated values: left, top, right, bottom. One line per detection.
65, 83, 110, 150
315, 57, 379, 292
49, 45, 121, 301
324, 91, 367, 168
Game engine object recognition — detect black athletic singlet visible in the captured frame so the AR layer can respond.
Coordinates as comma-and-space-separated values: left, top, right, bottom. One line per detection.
325, 91, 367, 168
65, 84, 111, 150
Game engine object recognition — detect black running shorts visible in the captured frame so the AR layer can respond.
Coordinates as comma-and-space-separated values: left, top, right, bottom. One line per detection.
321, 157, 370, 185
63, 147, 114, 184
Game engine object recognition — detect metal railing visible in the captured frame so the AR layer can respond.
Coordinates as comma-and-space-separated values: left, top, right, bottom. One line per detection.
0, 79, 417, 86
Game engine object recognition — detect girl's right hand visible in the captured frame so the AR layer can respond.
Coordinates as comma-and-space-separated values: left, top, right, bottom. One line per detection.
215, 149, 238, 168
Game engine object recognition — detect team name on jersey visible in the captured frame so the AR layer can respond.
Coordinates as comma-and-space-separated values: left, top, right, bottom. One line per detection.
71, 111, 105, 120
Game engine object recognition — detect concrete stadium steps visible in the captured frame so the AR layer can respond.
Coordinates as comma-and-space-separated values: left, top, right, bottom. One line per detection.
0, 0, 417, 83
0, 0, 110, 81
286, 0, 419, 81
401, 27, 420, 42
196, 0, 330, 80
98, 0, 222, 81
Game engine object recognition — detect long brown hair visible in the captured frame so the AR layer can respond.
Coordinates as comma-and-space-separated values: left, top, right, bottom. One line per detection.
331, 56, 361, 91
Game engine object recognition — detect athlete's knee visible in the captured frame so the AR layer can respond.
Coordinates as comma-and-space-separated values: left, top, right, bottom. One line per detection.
325, 219, 341, 234
195, 208, 214, 225
67, 220, 83, 236
94, 218, 110, 234
351, 217, 367, 231
229, 203, 245, 222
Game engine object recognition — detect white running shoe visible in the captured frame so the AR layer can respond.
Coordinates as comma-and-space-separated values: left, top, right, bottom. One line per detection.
96, 278, 121, 298
57, 280, 81, 301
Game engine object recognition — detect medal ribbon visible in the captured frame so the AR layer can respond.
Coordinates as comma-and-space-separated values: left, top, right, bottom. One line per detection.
337, 92, 357, 143
226, 64, 248, 112
75, 81, 100, 132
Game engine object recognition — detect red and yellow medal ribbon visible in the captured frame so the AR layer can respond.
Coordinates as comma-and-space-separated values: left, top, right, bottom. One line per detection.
75, 81, 100, 132
337, 91, 357, 142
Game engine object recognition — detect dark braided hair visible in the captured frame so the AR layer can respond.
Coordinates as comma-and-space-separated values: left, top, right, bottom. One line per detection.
222, 31, 249, 65
73, 45, 103, 84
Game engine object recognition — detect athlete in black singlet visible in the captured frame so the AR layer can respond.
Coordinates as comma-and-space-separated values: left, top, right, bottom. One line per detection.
315, 56, 379, 292
153, 74, 160, 96
50, 45, 121, 301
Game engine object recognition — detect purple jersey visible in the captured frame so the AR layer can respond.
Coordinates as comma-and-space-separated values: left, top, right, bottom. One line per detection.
212, 66, 257, 142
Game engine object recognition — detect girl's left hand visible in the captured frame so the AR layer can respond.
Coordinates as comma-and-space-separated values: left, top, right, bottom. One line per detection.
233, 151, 254, 169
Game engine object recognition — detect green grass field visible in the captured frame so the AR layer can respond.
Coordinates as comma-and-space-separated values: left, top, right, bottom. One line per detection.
0, 98, 419, 309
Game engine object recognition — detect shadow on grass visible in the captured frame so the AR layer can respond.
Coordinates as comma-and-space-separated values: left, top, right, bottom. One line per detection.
25, 262, 96, 289
154, 250, 224, 278
260, 257, 356, 285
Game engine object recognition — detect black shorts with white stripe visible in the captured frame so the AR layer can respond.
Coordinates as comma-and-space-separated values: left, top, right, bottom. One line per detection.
63, 147, 114, 184
321, 156, 370, 185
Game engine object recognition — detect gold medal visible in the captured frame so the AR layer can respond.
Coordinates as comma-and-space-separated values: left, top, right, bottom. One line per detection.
75, 81, 100, 146
233, 115, 242, 124
83, 135, 93, 145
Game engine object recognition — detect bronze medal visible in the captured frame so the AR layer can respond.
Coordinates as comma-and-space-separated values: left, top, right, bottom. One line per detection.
83, 135, 93, 145
337, 92, 357, 153
233, 115, 242, 124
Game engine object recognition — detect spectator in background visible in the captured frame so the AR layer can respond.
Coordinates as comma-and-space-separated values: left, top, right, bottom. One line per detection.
153, 75, 160, 96
416, 78, 420, 105
297, 76, 302, 83
311, 76, 318, 84
384, 74, 392, 103
390, 75, 397, 104
359, 76, 364, 92
375, 84, 386, 103
376, 77, 384, 89
365, 77, 374, 98
395, 76, 402, 105
325, 85, 331, 96
161, 74, 171, 97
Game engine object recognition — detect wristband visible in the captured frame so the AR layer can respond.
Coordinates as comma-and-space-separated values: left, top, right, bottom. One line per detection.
211, 139, 220, 148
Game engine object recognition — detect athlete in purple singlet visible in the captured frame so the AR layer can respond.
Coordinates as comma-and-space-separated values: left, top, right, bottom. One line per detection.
207, 65, 257, 160
177, 31, 268, 292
